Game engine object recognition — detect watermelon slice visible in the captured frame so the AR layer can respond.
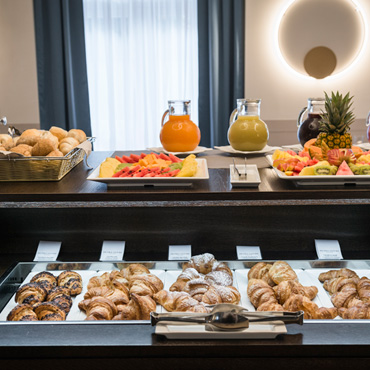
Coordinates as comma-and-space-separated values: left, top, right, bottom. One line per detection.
336, 161, 354, 176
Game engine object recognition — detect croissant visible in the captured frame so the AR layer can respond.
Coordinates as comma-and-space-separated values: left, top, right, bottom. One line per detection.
170, 268, 203, 291
59, 137, 80, 155
248, 262, 275, 286
247, 279, 279, 309
331, 285, 359, 308
202, 285, 241, 305
182, 253, 216, 274
15, 283, 47, 306
120, 264, 150, 280
204, 270, 233, 287
80, 296, 118, 320
7, 304, 38, 321
323, 277, 359, 294
338, 304, 370, 319
34, 302, 66, 321
183, 278, 210, 301
318, 268, 358, 283
30, 271, 57, 294
129, 274, 164, 297
57, 271, 83, 296
358, 277, 370, 303
87, 274, 111, 290
153, 290, 209, 313
85, 283, 130, 305
112, 293, 156, 320
268, 261, 298, 284
109, 270, 129, 287
273, 280, 318, 304
257, 301, 284, 312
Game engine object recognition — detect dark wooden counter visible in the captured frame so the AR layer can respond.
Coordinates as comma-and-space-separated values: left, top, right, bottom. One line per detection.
1, 150, 370, 370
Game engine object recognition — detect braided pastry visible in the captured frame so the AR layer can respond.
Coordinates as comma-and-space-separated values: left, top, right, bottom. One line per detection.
7, 304, 38, 321
57, 271, 83, 296
357, 277, 370, 303
79, 296, 118, 320
248, 262, 274, 286
170, 268, 203, 291
318, 268, 358, 283
202, 285, 240, 305
34, 302, 66, 321
15, 283, 47, 306
183, 278, 211, 302
30, 271, 57, 294
153, 290, 209, 313
129, 273, 164, 297
247, 279, 279, 309
273, 280, 318, 304
268, 261, 298, 284
113, 293, 156, 320
323, 277, 359, 294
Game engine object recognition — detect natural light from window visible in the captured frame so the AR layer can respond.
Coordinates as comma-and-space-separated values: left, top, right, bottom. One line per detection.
83, 0, 199, 151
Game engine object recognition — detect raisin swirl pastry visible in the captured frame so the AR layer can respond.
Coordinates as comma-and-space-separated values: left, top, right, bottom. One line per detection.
47, 287, 73, 315
30, 271, 57, 294
15, 283, 47, 306
34, 302, 66, 321
57, 271, 83, 296
7, 304, 38, 321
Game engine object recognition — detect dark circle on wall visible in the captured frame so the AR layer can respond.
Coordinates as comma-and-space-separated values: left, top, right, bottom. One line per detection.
304, 46, 337, 79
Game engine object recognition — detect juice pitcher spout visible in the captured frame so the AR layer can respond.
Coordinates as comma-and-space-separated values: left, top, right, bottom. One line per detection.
0, 116, 7, 126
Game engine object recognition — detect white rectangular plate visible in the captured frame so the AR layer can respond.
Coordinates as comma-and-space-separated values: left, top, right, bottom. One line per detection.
155, 322, 287, 339
267, 155, 370, 186
230, 164, 261, 187
87, 158, 209, 188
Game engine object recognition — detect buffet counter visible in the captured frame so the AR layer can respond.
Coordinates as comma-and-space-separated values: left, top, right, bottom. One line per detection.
0, 150, 370, 369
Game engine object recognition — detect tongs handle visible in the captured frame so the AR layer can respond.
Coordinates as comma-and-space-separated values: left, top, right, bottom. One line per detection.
249, 310, 304, 325
151, 312, 208, 326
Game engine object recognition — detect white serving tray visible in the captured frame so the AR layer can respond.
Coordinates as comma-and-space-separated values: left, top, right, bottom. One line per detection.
155, 322, 287, 339
267, 155, 370, 186
87, 158, 209, 188
229, 164, 261, 187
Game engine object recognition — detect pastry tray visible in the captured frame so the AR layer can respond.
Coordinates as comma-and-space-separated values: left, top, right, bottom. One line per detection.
1, 260, 370, 325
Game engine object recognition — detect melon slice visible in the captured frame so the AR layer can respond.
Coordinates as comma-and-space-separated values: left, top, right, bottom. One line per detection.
336, 161, 354, 176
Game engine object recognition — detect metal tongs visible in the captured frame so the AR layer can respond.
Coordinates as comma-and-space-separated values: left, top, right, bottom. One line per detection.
232, 158, 248, 180
151, 306, 304, 331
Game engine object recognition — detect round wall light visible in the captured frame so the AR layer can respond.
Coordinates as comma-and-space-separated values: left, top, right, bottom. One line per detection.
277, 0, 367, 79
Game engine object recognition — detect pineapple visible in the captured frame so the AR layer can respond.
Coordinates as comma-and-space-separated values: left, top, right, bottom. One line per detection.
316, 91, 355, 149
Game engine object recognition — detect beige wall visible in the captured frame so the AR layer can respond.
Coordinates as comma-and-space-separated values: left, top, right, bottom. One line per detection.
0, 0, 39, 132
245, 0, 370, 146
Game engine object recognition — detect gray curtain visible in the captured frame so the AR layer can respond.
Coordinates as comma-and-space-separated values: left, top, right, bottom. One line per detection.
198, 0, 245, 147
33, 0, 91, 135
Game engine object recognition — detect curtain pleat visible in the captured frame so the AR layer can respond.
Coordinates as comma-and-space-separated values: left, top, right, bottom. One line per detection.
33, 0, 91, 135
198, 0, 245, 147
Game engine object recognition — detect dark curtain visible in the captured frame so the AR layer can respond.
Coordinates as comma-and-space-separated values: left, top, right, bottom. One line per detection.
198, 0, 245, 147
33, 0, 91, 135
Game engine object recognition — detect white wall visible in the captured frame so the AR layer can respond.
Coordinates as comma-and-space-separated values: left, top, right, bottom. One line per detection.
245, 0, 370, 145
0, 0, 39, 131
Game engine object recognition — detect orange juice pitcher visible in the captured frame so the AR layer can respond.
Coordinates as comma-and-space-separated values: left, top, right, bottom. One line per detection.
160, 100, 201, 152
228, 99, 269, 151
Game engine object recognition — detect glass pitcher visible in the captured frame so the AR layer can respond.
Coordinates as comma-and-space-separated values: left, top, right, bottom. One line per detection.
366, 111, 370, 142
297, 98, 325, 146
228, 99, 269, 151
160, 100, 201, 152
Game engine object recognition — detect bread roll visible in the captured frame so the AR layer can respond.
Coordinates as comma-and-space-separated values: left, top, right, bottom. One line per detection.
10, 144, 33, 157
17, 129, 42, 146
67, 129, 86, 143
0, 134, 14, 150
49, 126, 68, 141
31, 131, 59, 156
59, 137, 79, 155
46, 149, 64, 157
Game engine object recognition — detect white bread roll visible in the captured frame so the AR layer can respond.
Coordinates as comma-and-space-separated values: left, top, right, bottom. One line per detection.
17, 129, 42, 146
49, 126, 68, 142
10, 144, 33, 157
31, 131, 59, 156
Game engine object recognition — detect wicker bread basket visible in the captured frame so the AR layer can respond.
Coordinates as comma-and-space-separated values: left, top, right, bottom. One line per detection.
0, 138, 93, 182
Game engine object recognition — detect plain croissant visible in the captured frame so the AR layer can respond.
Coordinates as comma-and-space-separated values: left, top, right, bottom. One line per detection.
273, 280, 318, 304
318, 268, 358, 283
247, 278, 279, 309
268, 261, 298, 284
59, 137, 79, 155
248, 262, 275, 286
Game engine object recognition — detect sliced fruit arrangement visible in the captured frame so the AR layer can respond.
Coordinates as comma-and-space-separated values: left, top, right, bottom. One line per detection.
272, 140, 370, 177
99, 152, 199, 178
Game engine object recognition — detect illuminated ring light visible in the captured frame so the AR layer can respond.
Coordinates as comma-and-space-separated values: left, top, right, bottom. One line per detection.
275, 0, 368, 80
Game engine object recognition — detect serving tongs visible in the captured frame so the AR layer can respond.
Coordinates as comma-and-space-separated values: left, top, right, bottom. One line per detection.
151, 308, 304, 331
232, 157, 248, 180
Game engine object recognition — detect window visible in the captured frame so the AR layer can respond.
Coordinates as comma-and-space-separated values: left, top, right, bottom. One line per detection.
83, 0, 199, 151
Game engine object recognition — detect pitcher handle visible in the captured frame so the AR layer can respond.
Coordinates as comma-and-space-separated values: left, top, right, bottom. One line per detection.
161, 109, 169, 127
229, 109, 238, 127
366, 111, 370, 127
297, 107, 307, 127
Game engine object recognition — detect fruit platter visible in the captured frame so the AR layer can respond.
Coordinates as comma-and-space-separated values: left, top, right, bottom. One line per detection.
269, 91, 370, 186
87, 152, 209, 188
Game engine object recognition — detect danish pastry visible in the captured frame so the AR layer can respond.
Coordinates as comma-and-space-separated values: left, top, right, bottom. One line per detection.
7, 304, 38, 321
57, 270, 83, 296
